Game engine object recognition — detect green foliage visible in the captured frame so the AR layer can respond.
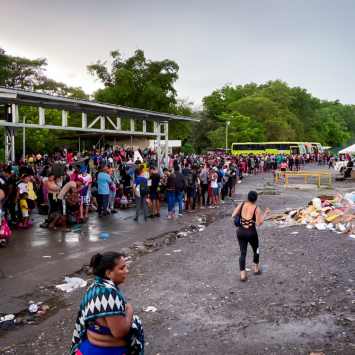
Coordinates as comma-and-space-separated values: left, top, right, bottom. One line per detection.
181, 143, 195, 155
208, 112, 266, 149
200, 79, 352, 149
0, 148, 4, 163
88, 49, 179, 113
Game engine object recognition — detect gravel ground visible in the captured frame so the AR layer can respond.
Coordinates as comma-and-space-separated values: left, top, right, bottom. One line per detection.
1, 168, 355, 355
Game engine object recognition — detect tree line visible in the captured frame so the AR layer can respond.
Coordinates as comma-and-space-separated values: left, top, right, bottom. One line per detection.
0, 46, 353, 156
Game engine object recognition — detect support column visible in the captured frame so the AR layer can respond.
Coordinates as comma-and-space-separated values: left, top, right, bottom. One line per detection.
114, 138, 116, 149
100, 115, 105, 130
11, 132, 15, 162
116, 117, 121, 130
143, 120, 146, 133
39, 107, 45, 125
62, 110, 67, 127
157, 130, 161, 174
79, 137, 80, 153
82, 113, 87, 128
130, 119, 134, 132
4, 128, 9, 164
23, 116, 26, 162
11, 104, 19, 123
164, 122, 169, 168
153, 122, 158, 134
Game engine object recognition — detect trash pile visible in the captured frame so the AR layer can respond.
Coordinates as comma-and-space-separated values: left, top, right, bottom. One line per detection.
0, 301, 51, 330
267, 193, 355, 237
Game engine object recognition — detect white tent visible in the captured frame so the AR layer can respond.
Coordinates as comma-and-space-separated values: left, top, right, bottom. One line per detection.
339, 144, 355, 154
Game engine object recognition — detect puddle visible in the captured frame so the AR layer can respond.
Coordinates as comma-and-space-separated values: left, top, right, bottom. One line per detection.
200, 213, 229, 227
0, 297, 67, 338
256, 189, 284, 195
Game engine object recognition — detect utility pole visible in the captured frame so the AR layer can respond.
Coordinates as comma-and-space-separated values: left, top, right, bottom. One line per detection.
226, 121, 230, 152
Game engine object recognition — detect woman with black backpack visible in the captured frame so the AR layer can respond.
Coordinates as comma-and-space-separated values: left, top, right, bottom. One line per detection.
132, 169, 149, 222
232, 191, 270, 282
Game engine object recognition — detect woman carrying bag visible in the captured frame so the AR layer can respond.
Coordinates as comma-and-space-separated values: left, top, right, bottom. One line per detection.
232, 190, 270, 282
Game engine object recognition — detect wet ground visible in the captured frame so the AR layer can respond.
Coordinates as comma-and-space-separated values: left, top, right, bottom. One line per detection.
1, 163, 355, 354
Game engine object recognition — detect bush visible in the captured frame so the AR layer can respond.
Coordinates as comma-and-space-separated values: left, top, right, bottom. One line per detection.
0, 148, 5, 163
181, 143, 194, 155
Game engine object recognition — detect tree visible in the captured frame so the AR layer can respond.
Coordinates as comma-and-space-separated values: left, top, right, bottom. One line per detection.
181, 143, 194, 155
0, 47, 48, 88
87, 49, 179, 113
202, 82, 259, 120
208, 112, 266, 150
320, 120, 350, 147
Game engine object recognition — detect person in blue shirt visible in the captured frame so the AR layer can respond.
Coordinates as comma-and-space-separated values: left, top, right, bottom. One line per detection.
97, 166, 112, 217
132, 169, 148, 221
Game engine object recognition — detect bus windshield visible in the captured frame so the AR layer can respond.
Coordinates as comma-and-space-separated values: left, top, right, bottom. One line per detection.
299, 143, 306, 155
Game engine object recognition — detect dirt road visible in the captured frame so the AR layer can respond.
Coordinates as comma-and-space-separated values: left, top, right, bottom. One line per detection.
1, 166, 355, 354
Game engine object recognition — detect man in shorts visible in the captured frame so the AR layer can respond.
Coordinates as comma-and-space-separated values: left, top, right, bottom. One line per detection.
49, 178, 84, 232
148, 166, 160, 218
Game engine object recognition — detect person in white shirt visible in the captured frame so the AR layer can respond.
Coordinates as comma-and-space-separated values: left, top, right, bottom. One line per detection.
209, 167, 218, 208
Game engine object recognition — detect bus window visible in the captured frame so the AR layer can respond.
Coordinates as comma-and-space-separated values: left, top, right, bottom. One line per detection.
250, 144, 259, 150
259, 144, 265, 151
290, 146, 299, 154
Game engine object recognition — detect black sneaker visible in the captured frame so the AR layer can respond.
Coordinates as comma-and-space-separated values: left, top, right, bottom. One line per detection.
111, 210, 118, 214
155, 213, 160, 217
147, 214, 155, 219
241, 276, 248, 282
98, 214, 103, 217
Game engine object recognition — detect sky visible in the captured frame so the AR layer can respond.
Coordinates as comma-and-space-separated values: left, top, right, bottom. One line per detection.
1, 0, 355, 107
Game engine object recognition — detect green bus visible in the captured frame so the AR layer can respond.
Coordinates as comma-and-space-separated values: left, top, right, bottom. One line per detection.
310, 142, 323, 154
230, 142, 307, 156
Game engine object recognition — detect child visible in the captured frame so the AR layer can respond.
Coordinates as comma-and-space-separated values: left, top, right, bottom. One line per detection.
19, 192, 32, 228
259, 159, 264, 175
119, 189, 130, 209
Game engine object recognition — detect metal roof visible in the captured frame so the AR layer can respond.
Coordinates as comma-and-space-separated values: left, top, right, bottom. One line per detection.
0, 86, 198, 123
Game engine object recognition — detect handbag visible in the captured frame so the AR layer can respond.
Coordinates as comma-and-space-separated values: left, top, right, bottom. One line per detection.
234, 203, 245, 227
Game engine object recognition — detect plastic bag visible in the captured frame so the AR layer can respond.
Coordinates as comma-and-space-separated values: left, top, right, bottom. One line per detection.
312, 198, 322, 211
315, 223, 327, 231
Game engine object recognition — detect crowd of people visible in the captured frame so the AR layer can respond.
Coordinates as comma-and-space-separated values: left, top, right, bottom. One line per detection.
0, 146, 341, 244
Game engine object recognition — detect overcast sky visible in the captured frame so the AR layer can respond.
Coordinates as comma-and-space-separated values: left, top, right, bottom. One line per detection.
1, 0, 355, 107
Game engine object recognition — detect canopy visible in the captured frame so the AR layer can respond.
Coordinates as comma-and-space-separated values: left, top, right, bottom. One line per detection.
338, 144, 355, 154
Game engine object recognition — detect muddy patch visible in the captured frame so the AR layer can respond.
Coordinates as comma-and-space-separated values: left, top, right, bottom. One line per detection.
0, 297, 67, 338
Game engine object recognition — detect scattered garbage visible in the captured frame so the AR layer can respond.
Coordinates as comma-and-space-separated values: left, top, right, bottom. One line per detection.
28, 304, 38, 313
56, 277, 87, 292
0, 314, 14, 323
100, 233, 109, 238
143, 306, 157, 312
267, 193, 355, 234
0, 320, 16, 330
173, 250, 181, 253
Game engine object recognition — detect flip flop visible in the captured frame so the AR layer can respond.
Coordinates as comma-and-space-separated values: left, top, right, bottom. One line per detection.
61, 229, 71, 233
85, 217, 89, 220
189, 210, 196, 213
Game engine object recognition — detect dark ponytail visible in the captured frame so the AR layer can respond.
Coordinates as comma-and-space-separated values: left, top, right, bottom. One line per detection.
89, 251, 123, 278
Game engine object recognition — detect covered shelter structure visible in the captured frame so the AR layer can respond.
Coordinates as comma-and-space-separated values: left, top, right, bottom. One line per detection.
338, 144, 355, 155
0, 86, 197, 171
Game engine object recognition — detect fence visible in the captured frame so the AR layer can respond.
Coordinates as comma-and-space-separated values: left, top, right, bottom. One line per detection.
275, 171, 332, 188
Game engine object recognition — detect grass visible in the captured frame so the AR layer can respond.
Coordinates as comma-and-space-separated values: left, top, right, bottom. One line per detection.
321, 187, 335, 190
